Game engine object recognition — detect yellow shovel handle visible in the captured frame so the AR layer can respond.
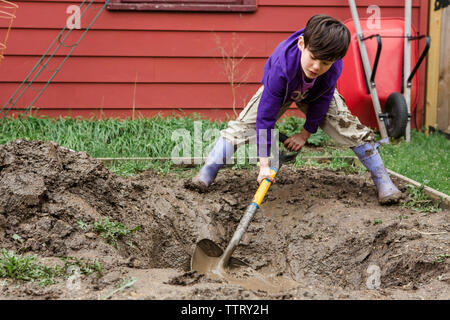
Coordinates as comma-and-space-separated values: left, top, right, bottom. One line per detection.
252, 168, 277, 207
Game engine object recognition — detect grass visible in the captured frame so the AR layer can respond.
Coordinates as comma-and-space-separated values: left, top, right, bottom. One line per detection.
0, 114, 227, 175
373, 219, 383, 225
0, 114, 448, 195
103, 277, 138, 300
0, 248, 59, 287
0, 248, 102, 287
401, 183, 442, 213
432, 254, 450, 264
61, 257, 103, 278
77, 218, 141, 250
379, 130, 449, 195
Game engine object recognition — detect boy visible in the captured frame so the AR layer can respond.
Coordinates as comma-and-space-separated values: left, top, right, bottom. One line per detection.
191, 14, 402, 204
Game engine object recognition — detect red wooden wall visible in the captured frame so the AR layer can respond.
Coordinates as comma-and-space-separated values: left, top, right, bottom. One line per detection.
0, 0, 429, 128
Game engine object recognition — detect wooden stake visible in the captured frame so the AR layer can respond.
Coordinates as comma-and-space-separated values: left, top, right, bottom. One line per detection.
425, 0, 442, 133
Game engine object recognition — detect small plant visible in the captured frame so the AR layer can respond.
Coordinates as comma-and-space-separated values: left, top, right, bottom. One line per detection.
11, 234, 24, 244
0, 249, 104, 287
432, 254, 450, 264
326, 157, 355, 173
0, 249, 59, 287
373, 219, 383, 225
318, 191, 328, 199
76, 220, 90, 231
306, 129, 330, 146
92, 218, 140, 250
103, 277, 138, 300
61, 257, 103, 278
402, 183, 442, 213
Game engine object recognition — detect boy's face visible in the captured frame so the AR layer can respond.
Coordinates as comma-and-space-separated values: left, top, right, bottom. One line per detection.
298, 36, 335, 80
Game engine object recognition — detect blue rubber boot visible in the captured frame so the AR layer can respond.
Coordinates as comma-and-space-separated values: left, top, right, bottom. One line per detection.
352, 141, 402, 204
191, 137, 235, 191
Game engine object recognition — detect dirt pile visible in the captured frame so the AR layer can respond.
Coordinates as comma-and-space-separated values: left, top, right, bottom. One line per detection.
0, 139, 212, 270
0, 139, 448, 300
1, 139, 121, 256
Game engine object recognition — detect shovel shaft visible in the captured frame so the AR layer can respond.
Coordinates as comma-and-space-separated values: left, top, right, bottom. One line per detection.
219, 167, 278, 269
218, 203, 258, 269
215, 133, 299, 270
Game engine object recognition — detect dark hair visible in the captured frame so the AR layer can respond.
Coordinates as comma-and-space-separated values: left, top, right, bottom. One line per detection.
303, 14, 351, 61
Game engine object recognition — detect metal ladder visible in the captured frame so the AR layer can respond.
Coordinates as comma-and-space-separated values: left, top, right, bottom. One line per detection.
0, 0, 111, 120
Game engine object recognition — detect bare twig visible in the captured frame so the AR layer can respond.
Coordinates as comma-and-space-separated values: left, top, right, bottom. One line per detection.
213, 32, 252, 117
411, 228, 448, 235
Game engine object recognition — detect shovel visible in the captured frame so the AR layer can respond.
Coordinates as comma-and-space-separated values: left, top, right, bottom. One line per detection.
191, 133, 299, 275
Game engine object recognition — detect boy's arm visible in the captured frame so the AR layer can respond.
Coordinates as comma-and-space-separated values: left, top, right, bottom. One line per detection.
256, 66, 288, 158
256, 65, 287, 183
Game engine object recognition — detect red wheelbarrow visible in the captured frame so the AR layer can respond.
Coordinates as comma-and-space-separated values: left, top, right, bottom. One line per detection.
338, 0, 430, 141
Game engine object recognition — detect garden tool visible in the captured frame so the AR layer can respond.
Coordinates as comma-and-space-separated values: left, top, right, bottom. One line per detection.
191, 133, 299, 275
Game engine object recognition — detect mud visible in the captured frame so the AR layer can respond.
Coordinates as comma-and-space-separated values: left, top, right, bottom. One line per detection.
0, 139, 448, 300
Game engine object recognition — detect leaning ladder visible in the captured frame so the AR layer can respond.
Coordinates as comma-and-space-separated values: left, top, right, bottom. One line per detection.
0, 0, 111, 120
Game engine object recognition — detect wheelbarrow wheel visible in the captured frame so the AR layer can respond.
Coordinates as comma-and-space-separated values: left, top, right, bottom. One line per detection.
384, 92, 408, 139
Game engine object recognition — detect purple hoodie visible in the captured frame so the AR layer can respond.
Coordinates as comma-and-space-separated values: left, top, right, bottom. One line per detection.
256, 28, 343, 157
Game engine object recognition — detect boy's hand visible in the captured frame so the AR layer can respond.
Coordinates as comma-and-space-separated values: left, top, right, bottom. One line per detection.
257, 157, 275, 184
284, 129, 311, 152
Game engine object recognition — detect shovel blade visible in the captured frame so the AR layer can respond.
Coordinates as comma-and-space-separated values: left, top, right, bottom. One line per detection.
191, 239, 247, 273
196, 239, 223, 257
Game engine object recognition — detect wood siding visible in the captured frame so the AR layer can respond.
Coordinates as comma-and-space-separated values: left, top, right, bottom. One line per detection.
0, 0, 429, 128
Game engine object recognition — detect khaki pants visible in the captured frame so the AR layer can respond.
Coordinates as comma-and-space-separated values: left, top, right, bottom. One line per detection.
221, 85, 374, 149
